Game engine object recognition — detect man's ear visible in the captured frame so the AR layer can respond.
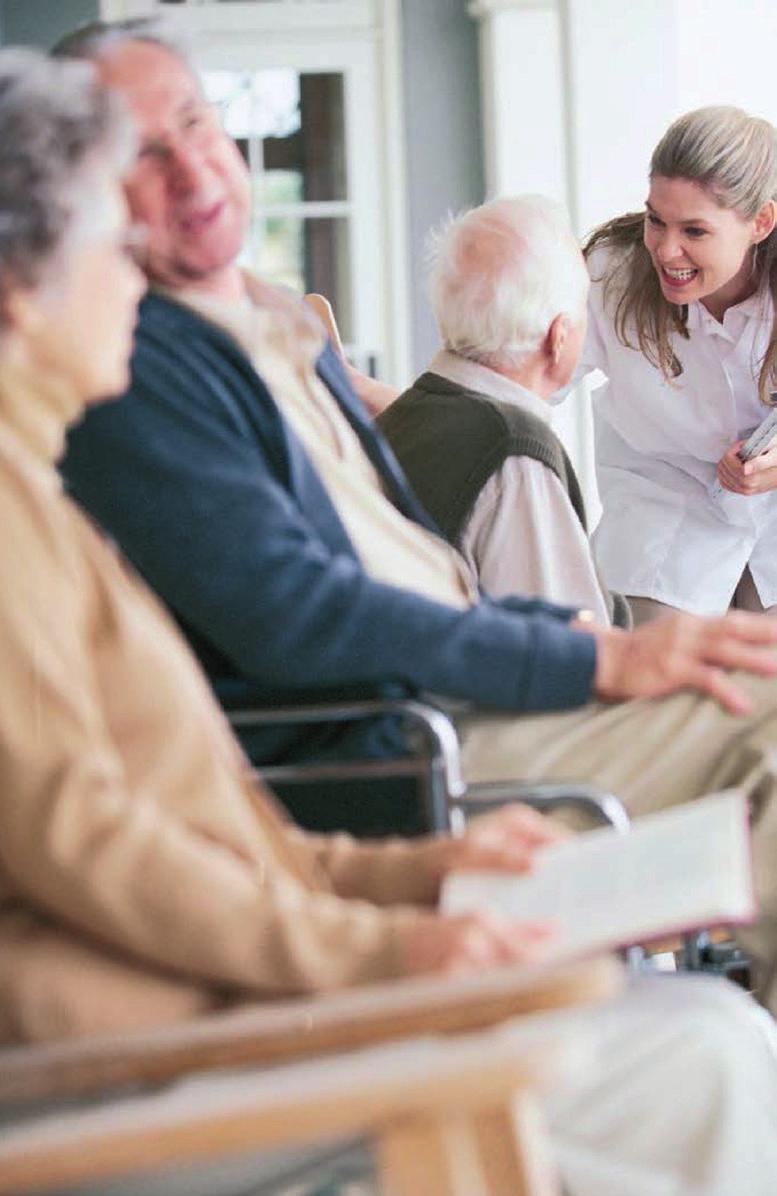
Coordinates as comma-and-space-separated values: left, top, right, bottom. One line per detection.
546, 313, 569, 367
753, 199, 776, 245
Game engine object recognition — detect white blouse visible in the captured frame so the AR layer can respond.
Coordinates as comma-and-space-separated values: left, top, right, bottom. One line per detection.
570, 249, 777, 613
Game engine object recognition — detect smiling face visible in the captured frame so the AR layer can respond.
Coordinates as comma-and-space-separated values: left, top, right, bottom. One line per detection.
644, 175, 775, 316
95, 40, 251, 298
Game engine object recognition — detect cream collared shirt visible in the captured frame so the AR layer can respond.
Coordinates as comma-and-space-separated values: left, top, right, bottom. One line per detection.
427, 352, 612, 625
180, 277, 476, 612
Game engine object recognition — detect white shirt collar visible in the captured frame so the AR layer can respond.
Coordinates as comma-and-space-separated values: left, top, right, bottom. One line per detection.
687, 287, 770, 341
428, 349, 552, 425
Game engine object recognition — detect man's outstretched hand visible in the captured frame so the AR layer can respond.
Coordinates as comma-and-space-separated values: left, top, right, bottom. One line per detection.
581, 610, 777, 714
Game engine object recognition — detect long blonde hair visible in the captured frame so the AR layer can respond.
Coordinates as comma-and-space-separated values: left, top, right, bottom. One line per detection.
584, 106, 777, 404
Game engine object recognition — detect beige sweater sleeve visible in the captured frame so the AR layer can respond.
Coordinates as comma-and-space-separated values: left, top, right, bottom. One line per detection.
288, 828, 443, 907
0, 472, 421, 998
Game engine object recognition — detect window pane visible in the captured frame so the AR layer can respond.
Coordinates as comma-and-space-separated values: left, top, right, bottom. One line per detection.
242, 216, 352, 343
205, 69, 347, 202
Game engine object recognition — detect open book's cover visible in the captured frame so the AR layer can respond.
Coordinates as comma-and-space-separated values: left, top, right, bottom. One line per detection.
442, 790, 756, 966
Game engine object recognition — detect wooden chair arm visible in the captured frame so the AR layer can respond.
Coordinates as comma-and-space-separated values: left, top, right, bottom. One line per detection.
0, 956, 622, 1107
0, 1017, 583, 1195
304, 292, 345, 357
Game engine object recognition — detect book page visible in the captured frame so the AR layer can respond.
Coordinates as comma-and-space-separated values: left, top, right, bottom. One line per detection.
442, 790, 755, 965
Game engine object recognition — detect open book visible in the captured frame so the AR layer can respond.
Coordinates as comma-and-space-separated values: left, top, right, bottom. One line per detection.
442, 790, 756, 965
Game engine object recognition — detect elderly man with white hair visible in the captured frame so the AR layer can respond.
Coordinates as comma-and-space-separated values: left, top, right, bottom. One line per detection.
380, 196, 628, 626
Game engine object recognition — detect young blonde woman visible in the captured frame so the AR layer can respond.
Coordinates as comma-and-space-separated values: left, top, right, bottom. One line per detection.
572, 106, 777, 623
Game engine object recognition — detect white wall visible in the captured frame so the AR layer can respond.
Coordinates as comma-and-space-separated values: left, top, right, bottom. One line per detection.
402, 0, 484, 375
567, 0, 679, 237
675, 0, 777, 123
479, 4, 567, 200
569, 0, 777, 238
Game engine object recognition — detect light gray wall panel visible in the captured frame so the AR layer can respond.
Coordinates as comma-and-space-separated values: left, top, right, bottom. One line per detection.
401, 0, 484, 373
0, 0, 99, 49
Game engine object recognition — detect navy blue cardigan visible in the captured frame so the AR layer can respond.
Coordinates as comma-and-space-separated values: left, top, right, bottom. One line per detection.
62, 293, 596, 762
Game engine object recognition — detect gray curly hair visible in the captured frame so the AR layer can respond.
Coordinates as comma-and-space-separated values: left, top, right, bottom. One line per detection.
0, 47, 133, 307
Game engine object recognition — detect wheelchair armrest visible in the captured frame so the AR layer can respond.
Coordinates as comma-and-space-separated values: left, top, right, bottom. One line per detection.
230, 698, 465, 833
231, 700, 629, 839
454, 781, 631, 834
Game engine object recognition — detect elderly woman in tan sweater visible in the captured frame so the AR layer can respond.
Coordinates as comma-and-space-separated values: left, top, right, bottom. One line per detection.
0, 51, 561, 1042
2, 46, 777, 1196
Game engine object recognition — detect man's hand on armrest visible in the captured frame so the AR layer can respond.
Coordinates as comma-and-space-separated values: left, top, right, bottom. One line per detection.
303, 291, 399, 416
346, 363, 399, 417
577, 610, 777, 715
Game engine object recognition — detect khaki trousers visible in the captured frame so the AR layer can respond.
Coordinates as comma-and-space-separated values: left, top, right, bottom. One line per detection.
628, 566, 777, 625
458, 662, 777, 1011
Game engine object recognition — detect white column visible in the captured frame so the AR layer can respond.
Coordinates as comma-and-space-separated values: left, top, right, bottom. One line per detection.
565, 0, 680, 237
470, 0, 569, 203
468, 0, 685, 518
469, 0, 597, 508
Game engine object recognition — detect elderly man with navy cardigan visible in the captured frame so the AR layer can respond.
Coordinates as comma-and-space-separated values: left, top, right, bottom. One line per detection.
56, 18, 777, 1014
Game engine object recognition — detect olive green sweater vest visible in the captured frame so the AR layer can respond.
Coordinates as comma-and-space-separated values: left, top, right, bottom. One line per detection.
379, 371, 631, 629
379, 371, 587, 544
